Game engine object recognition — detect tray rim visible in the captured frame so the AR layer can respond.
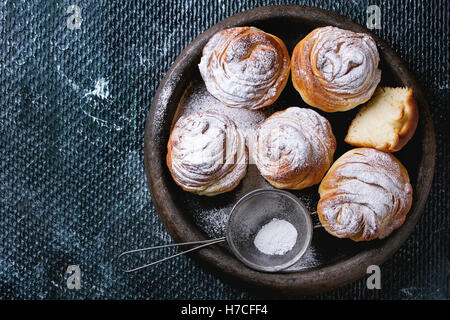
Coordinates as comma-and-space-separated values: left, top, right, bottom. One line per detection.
144, 4, 436, 295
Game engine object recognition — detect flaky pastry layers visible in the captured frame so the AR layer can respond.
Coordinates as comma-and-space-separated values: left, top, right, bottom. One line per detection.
318, 148, 413, 241
251, 107, 336, 190
167, 111, 248, 196
199, 27, 290, 110
291, 26, 381, 112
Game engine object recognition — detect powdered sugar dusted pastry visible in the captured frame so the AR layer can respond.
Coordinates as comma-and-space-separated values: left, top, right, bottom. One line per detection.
318, 148, 413, 241
167, 111, 248, 196
251, 107, 336, 190
291, 26, 381, 112
199, 27, 290, 110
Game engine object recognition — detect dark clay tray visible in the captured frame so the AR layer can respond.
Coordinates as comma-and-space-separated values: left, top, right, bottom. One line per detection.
144, 5, 435, 294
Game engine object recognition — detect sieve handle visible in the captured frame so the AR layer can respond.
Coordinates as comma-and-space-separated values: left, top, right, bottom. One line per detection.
310, 211, 323, 229
117, 237, 226, 273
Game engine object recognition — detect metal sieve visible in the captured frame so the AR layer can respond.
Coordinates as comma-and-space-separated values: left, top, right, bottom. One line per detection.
118, 189, 320, 273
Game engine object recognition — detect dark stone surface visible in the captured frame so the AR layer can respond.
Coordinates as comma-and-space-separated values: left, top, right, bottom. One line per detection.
0, 0, 447, 299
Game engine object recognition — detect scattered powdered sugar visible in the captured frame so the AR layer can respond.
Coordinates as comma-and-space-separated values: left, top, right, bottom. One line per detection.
84, 78, 110, 100
284, 244, 319, 271
192, 207, 230, 239
160, 76, 324, 270
178, 80, 273, 166
178, 80, 267, 130
253, 218, 298, 255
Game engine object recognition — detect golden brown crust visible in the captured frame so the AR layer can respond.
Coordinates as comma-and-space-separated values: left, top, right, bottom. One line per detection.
291, 26, 381, 112
344, 87, 419, 152
199, 27, 290, 110
252, 107, 336, 190
317, 148, 413, 241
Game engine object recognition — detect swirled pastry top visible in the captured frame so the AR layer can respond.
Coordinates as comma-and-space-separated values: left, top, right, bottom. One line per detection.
199, 27, 290, 110
318, 148, 413, 241
251, 107, 336, 190
292, 26, 381, 112
167, 111, 248, 196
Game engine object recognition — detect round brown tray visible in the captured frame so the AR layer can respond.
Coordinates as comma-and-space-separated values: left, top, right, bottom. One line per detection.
144, 5, 435, 294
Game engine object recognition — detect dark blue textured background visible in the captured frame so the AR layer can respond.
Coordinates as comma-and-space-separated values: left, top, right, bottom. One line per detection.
0, 0, 448, 299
